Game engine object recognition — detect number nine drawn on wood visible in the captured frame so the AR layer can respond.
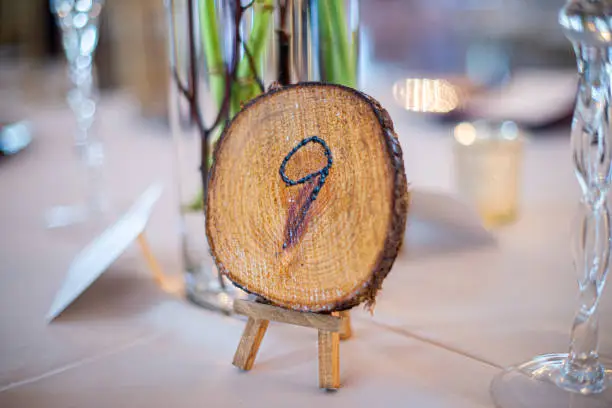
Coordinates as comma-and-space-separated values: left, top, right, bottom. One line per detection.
279, 136, 333, 250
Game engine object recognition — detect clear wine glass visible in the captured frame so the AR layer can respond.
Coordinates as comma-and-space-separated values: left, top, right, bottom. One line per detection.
46, 0, 107, 228
491, 1, 612, 407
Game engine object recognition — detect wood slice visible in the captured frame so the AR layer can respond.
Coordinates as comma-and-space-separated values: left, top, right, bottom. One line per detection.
207, 83, 409, 312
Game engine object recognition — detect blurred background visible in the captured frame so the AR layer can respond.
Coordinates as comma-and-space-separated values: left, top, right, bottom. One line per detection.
0, 0, 168, 118
0, 0, 574, 121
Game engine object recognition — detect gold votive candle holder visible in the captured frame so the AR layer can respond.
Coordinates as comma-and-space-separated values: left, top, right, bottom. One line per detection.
453, 120, 524, 227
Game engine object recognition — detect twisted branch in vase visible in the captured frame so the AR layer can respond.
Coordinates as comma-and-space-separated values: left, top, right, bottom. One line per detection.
277, 0, 290, 85
170, 0, 271, 210
229, 0, 272, 117
170, 0, 270, 288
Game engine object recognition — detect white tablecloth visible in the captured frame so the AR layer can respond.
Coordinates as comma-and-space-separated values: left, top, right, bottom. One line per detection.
1, 87, 610, 408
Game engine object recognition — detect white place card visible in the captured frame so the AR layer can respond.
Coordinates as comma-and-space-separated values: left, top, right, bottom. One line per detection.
46, 183, 163, 322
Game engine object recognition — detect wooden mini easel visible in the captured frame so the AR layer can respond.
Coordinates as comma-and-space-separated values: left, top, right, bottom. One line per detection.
137, 233, 183, 295
232, 298, 352, 390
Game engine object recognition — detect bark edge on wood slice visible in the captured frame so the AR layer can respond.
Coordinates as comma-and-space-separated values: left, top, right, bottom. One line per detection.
206, 83, 409, 312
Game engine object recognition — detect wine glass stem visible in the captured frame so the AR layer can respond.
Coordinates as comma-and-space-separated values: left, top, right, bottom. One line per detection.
563, 40, 611, 392
566, 273, 604, 382
68, 55, 105, 213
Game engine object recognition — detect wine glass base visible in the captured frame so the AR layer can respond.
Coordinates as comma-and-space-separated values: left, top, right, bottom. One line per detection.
491, 353, 612, 408
45, 204, 91, 229
184, 264, 246, 315
46, 197, 110, 229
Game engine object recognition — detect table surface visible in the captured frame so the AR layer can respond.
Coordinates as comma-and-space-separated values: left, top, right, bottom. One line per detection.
1, 69, 611, 408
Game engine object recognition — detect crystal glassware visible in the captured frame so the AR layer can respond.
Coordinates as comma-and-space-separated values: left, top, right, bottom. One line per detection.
491, 1, 611, 407
47, 0, 106, 228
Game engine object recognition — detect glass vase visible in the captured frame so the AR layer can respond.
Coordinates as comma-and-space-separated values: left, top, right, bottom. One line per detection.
491, 1, 611, 407
166, 0, 359, 313
166, 0, 275, 313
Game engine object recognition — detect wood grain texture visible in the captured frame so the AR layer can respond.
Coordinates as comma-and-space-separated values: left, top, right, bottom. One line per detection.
232, 317, 269, 371
339, 310, 352, 341
318, 324, 340, 390
207, 83, 409, 312
234, 299, 342, 332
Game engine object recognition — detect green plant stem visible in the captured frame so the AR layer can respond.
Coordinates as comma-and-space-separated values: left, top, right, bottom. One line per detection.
328, 0, 353, 86
230, 0, 274, 116
199, 0, 225, 110
317, 1, 337, 83
318, 0, 355, 87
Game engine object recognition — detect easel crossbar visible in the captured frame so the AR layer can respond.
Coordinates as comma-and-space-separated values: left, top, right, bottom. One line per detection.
233, 299, 343, 332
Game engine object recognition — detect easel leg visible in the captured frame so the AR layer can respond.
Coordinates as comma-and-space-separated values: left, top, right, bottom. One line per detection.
137, 233, 165, 285
136, 233, 183, 295
318, 329, 340, 389
233, 299, 344, 389
233, 317, 269, 371
339, 310, 352, 341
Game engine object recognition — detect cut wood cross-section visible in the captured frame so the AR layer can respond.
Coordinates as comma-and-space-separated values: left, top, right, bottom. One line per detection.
206, 83, 409, 312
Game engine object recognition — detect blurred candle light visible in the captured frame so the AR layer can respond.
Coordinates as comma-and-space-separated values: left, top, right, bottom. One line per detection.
392, 78, 459, 113
454, 120, 524, 227
454, 122, 477, 146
